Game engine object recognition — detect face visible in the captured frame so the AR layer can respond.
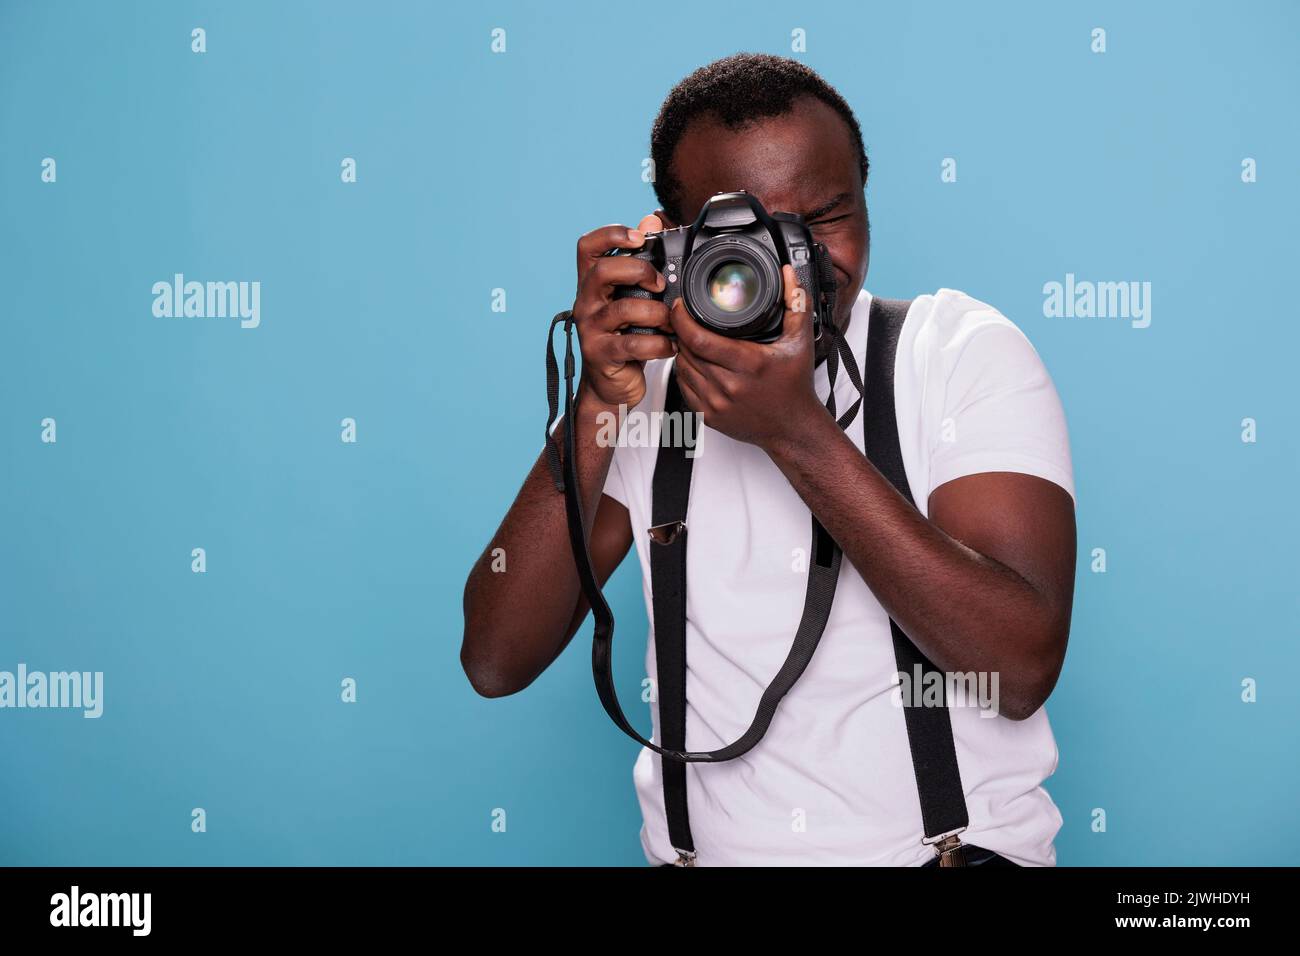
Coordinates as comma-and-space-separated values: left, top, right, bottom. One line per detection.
661, 96, 870, 338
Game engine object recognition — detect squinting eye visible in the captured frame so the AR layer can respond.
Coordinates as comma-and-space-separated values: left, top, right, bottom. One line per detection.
809, 215, 851, 228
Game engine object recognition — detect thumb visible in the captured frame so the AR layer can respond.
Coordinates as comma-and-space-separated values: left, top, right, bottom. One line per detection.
636, 213, 664, 235
778, 264, 812, 343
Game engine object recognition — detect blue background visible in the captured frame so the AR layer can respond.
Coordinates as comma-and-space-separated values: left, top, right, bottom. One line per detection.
1, 0, 1296, 865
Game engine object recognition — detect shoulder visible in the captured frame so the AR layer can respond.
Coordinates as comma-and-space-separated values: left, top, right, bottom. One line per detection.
891, 288, 1074, 504
903, 288, 1038, 370
897, 288, 1058, 405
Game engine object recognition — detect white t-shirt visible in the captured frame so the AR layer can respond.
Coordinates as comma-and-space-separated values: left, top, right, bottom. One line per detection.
601, 288, 1074, 866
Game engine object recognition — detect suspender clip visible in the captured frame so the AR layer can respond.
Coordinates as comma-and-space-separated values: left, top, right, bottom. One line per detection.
673, 849, 697, 867
648, 520, 687, 546
930, 833, 968, 867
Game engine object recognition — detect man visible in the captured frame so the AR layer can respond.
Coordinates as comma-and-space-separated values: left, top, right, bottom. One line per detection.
462, 53, 1076, 866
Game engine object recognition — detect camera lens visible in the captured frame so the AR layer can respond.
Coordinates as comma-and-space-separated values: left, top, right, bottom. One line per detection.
707, 261, 759, 314
683, 235, 782, 340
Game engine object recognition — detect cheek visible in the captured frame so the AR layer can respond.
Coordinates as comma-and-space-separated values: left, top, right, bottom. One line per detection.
822, 236, 866, 287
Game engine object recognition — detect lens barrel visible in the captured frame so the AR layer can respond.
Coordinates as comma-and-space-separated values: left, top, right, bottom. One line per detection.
682, 236, 783, 340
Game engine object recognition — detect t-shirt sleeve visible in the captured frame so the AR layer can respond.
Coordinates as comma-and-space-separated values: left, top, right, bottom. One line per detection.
926, 313, 1075, 502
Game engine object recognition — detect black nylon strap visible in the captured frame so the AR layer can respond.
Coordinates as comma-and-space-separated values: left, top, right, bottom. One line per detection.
545, 312, 856, 768
861, 297, 970, 841
544, 312, 569, 492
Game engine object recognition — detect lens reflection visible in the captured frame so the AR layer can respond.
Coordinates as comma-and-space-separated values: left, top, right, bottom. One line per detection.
707, 261, 759, 313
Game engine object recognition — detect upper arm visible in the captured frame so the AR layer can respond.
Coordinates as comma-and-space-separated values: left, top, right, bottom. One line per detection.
928, 472, 1076, 629
918, 298, 1077, 641
590, 492, 634, 584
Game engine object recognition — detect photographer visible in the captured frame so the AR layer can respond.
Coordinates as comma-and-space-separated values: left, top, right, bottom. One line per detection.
461, 54, 1076, 867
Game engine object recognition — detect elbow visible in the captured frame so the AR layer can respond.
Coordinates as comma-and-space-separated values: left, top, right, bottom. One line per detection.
998, 677, 1052, 721
457, 634, 522, 702
461, 643, 522, 699
998, 691, 1047, 722
460, 620, 530, 699
999, 625, 1068, 721
461, 582, 522, 698
466, 674, 519, 700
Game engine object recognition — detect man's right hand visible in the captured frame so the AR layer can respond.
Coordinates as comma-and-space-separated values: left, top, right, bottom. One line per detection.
572, 214, 676, 409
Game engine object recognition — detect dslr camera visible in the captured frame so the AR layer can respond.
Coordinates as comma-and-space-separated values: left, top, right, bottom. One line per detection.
612, 191, 836, 343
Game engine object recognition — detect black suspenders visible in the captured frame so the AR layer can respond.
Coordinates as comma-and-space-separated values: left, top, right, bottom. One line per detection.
858, 297, 971, 862
646, 296, 970, 865
649, 372, 696, 855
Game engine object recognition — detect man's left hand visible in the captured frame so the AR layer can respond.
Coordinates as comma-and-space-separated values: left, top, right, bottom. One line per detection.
669, 264, 829, 451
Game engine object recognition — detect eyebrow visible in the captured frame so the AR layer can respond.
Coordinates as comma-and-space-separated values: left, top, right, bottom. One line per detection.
801, 192, 853, 221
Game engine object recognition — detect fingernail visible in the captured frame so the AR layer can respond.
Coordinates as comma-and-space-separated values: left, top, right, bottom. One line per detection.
628, 229, 643, 243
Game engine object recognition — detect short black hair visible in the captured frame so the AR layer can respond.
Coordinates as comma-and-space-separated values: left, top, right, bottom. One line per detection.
650, 53, 869, 223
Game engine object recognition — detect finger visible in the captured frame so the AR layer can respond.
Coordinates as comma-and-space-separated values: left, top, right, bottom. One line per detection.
676, 344, 729, 395
605, 332, 677, 364
576, 224, 649, 274
635, 213, 664, 234
576, 256, 665, 312
676, 377, 706, 419
782, 264, 804, 312
595, 297, 672, 333
673, 358, 709, 416
779, 264, 813, 342
667, 298, 750, 373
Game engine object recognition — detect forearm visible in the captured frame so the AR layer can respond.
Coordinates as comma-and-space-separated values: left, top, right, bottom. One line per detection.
461, 383, 619, 696
763, 406, 1064, 717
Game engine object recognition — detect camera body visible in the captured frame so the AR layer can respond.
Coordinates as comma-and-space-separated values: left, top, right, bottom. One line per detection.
612, 191, 835, 343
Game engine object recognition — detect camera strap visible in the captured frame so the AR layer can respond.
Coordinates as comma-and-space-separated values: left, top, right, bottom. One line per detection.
543, 295, 969, 865
544, 311, 863, 768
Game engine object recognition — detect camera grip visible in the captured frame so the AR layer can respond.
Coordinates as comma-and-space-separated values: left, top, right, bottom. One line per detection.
611, 284, 667, 335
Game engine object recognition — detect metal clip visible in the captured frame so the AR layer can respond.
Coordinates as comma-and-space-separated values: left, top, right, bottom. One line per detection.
933, 833, 967, 868
673, 849, 697, 867
648, 520, 686, 546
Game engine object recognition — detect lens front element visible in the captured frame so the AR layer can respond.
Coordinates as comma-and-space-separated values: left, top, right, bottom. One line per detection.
683, 236, 782, 338
707, 261, 760, 313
